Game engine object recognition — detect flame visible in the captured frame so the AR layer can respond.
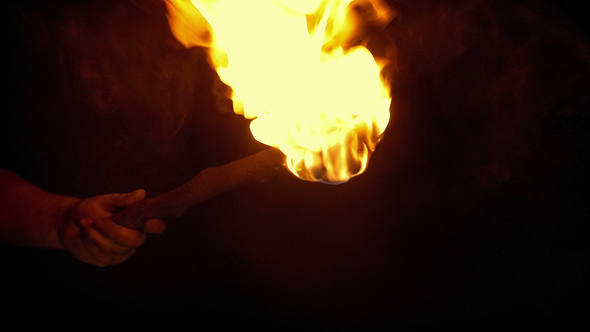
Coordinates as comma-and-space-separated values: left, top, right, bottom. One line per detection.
166, 0, 392, 183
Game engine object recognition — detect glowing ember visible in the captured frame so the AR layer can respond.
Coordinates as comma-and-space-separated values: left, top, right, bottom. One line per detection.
166, 0, 392, 183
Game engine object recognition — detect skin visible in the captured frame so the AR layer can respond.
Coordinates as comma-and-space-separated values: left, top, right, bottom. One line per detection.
0, 169, 165, 267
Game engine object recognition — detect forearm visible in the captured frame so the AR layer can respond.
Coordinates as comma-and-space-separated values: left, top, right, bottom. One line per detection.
0, 169, 79, 249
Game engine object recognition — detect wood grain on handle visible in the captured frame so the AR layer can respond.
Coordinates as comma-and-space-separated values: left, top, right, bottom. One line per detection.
111, 148, 286, 229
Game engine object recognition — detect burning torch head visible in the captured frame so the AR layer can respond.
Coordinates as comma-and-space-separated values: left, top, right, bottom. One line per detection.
166, 0, 394, 183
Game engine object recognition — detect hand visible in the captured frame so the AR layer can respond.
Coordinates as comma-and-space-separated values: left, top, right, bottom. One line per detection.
59, 189, 165, 267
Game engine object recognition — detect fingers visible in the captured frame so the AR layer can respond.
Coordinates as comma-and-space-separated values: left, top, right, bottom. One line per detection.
92, 217, 147, 249
142, 218, 166, 234
115, 189, 146, 206
68, 189, 166, 266
97, 189, 147, 213
94, 190, 167, 234
79, 217, 147, 266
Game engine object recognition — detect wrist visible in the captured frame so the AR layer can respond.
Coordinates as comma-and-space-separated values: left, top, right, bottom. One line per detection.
51, 196, 82, 250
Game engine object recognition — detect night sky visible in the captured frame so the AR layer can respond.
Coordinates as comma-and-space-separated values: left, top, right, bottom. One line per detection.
1, 0, 588, 328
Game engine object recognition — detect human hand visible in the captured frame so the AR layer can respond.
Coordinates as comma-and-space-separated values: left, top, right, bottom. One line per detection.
59, 189, 165, 267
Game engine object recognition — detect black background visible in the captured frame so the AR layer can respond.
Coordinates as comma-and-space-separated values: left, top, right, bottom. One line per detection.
1, 0, 588, 328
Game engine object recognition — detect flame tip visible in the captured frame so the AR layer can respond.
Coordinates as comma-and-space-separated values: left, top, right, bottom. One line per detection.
166, 0, 391, 184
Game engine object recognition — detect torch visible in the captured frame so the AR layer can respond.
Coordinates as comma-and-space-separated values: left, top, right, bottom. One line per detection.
113, 0, 394, 229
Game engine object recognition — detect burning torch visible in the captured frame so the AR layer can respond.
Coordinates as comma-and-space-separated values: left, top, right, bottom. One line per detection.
113, 0, 394, 229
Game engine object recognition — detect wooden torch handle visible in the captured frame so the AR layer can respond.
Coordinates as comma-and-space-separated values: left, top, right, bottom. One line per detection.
111, 148, 286, 229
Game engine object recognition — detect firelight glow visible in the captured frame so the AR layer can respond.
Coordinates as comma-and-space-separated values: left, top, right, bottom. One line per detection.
165, 0, 392, 183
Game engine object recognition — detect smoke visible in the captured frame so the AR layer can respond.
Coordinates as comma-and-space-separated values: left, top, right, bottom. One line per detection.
379, 0, 590, 193
7, 0, 589, 194
5, 0, 257, 194
18, 0, 209, 136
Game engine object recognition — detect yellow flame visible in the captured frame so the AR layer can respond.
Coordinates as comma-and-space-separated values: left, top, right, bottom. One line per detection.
166, 0, 392, 183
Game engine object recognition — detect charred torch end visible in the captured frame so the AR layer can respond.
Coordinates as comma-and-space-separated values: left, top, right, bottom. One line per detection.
112, 148, 286, 230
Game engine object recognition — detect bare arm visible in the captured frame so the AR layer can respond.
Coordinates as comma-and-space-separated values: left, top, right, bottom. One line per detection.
0, 169, 165, 266
0, 169, 76, 248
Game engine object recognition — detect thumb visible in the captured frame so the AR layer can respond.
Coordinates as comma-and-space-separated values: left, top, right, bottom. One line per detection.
107, 189, 147, 208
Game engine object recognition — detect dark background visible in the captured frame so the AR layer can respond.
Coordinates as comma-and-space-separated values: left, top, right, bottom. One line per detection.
1, 0, 588, 328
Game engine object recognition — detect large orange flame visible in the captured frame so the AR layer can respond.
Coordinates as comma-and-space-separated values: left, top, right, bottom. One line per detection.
166, 0, 392, 183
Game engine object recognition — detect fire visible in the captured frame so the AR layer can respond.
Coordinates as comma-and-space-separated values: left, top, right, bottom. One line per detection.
166, 0, 393, 183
